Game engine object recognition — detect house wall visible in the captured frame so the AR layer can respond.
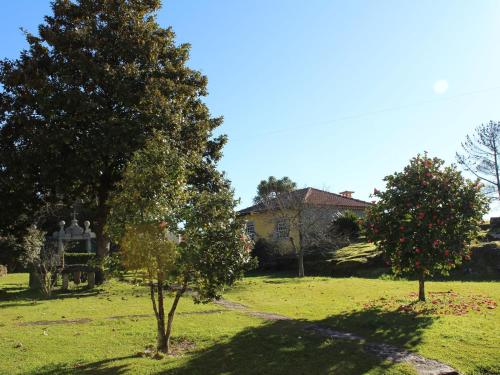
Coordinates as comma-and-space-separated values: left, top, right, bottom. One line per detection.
243, 206, 366, 250
242, 209, 300, 253
300, 206, 366, 247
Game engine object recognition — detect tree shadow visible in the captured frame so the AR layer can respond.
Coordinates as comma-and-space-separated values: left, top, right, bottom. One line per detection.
155, 307, 436, 375
316, 307, 436, 349
28, 355, 137, 375
19, 308, 437, 375
0, 283, 100, 308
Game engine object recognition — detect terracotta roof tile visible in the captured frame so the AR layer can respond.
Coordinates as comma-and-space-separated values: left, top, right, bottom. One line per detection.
239, 187, 372, 215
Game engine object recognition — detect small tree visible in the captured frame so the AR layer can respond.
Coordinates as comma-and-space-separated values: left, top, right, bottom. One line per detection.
365, 154, 488, 301
253, 176, 297, 204
107, 131, 252, 354
259, 189, 325, 277
456, 121, 500, 199
20, 226, 60, 297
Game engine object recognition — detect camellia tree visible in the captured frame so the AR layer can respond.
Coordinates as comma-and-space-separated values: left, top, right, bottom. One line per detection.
106, 131, 253, 354
365, 154, 488, 301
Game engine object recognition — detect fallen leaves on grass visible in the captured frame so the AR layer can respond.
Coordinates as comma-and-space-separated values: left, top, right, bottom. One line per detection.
363, 291, 497, 316
137, 337, 196, 360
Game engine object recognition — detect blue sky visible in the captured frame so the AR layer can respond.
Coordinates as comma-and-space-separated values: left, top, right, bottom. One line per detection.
2, 1, 500, 211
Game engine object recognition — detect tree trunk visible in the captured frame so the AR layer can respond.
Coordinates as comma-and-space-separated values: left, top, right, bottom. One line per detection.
164, 282, 187, 354
298, 228, 304, 277
289, 236, 304, 277
298, 249, 305, 277
94, 193, 110, 285
493, 147, 500, 200
156, 276, 167, 353
418, 271, 425, 302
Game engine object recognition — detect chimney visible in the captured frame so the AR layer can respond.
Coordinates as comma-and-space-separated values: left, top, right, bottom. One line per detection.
339, 191, 354, 198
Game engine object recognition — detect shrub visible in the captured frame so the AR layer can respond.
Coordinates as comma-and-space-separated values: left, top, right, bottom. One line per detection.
100, 253, 126, 279
330, 210, 360, 239
64, 253, 95, 266
20, 226, 60, 297
251, 238, 291, 267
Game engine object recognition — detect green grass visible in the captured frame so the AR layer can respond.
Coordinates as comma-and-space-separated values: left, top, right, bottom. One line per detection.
331, 242, 380, 265
0, 273, 417, 375
225, 275, 500, 374
0, 272, 498, 374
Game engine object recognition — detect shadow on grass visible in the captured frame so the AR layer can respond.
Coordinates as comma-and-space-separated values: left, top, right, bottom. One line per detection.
26, 307, 435, 375
0, 284, 100, 308
29, 355, 137, 375
317, 307, 436, 349
159, 307, 435, 375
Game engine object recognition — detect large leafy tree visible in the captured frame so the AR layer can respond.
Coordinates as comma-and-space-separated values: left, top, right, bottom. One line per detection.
253, 176, 297, 204
0, 0, 225, 280
365, 154, 488, 301
107, 131, 253, 354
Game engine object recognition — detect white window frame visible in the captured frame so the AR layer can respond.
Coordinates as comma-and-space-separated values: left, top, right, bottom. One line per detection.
275, 219, 290, 240
245, 221, 256, 239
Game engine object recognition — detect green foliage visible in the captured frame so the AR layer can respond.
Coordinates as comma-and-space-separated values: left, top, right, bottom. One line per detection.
106, 130, 188, 242
0, 235, 23, 272
330, 210, 360, 239
179, 175, 256, 302
106, 130, 255, 292
19, 226, 47, 269
102, 253, 127, 279
365, 154, 489, 279
0, 0, 226, 257
251, 238, 290, 267
106, 131, 253, 352
19, 226, 59, 297
63, 253, 95, 266
253, 176, 297, 204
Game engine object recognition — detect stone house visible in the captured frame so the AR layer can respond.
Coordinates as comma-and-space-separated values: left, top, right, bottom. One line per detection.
239, 187, 372, 250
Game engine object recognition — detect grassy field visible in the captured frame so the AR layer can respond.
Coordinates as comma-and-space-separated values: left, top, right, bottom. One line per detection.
0, 273, 498, 374
225, 274, 500, 374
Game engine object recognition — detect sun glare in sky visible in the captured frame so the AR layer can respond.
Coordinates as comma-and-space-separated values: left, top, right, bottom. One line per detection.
433, 79, 449, 95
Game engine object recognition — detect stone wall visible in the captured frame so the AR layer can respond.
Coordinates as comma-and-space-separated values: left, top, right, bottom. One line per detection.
300, 206, 365, 247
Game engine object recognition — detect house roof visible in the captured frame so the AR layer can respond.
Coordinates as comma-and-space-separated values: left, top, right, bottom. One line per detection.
238, 187, 372, 215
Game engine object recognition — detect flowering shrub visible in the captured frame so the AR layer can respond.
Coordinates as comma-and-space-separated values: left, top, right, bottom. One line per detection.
365, 154, 488, 301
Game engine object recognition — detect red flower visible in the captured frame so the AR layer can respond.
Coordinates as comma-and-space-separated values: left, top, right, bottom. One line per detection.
415, 248, 421, 254
418, 212, 425, 220
400, 237, 406, 243
428, 223, 433, 229
415, 260, 420, 268
433, 240, 440, 248
400, 226, 405, 231
444, 250, 450, 257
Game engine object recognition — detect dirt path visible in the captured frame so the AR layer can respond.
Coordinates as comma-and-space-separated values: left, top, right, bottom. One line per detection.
213, 298, 459, 375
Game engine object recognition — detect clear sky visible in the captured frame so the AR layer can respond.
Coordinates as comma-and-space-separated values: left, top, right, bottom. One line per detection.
2, 1, 500, 211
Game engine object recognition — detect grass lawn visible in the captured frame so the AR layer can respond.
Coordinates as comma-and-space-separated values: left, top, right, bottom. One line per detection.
0, 273, 498, 374
225, 274, 500, 375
